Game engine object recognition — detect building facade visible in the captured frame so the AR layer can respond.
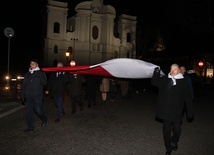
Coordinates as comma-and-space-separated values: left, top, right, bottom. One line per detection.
44, 0, 137, 66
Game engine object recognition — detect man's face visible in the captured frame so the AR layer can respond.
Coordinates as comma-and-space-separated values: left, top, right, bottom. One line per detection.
170, 65, 180, 76
30, 61, 38, 69
180, 66, 186, 75
57, 63, 63, 67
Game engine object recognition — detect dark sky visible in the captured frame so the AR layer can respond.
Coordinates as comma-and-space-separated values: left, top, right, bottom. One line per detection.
1, 0, 214, 76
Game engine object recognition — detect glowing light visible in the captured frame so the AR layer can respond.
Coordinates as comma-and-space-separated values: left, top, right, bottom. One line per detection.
65, 51, 70, 57
5, 76, 10, 80
198, 61, 204, 67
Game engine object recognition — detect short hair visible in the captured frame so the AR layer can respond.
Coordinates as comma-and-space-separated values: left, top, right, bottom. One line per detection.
171, 63, 179, 68
180, 65, 186, 69
57, 62, 63, 66
30, 59, 39, 64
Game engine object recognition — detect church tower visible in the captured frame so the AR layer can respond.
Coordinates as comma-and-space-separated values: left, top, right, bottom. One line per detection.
44, 0, 69, 66
44, 0, 137, 66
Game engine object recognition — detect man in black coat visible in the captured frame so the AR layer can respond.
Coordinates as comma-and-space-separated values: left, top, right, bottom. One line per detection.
180, 65, 194, 99
67, 74, 85, 113
45, 62, 70, 122
84, 75, 99, 107
21, 59, 47, 132
151, 63, 194, 155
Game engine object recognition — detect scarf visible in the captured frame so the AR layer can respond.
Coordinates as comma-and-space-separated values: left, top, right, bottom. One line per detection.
29, 67, 40, 74
168, 73, 184, 86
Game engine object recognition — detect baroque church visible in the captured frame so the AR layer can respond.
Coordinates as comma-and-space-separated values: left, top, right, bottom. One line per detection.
44, 0, 137, 66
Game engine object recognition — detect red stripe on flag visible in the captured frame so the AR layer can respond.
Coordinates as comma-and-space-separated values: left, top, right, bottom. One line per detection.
42, 65, 113, 77
42, 65, 90, 72
75, 66, 113, 77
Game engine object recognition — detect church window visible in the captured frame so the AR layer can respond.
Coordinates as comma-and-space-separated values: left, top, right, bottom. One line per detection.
53, 59, 58, 67
54, 45, 58, 54
92, 26, 98, 40
114, 51, 119, 58
127, 51, 130, 58
127, 33, 131, 42
53, 22, 60, 33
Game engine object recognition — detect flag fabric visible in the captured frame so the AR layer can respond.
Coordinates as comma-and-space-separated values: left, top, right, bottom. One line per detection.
42, 58, 164, 79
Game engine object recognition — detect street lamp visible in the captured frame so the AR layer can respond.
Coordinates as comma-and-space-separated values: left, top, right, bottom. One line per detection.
71, 38, 78, 59
5, 76, 10, 90
4, 27, 14, 89
65, 51, 70, 65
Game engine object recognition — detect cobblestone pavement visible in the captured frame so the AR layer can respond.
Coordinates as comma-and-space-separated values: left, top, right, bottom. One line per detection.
0, 89, 214, 155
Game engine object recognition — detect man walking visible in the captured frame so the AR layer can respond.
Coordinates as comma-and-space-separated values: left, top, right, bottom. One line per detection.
151, 64, 194, 155
67, 74, 85, 113
21, 59, 48, 132
45, 62, 69, 122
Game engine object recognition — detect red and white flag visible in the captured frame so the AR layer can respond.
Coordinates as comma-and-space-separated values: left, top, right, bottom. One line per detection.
42, 58, 164, 79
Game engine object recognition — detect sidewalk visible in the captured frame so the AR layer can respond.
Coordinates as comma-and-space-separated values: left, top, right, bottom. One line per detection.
0, 100, 25, 119
0, 90, 214, 155
0, 85, 24, 118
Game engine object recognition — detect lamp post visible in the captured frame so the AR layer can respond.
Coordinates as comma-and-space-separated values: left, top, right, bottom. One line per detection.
4, 27, 14, 89
71, 38, 78, 60
65, 51, 70, 65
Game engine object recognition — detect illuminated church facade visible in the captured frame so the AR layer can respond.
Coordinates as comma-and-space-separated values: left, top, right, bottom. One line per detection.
44, 0, 137, 66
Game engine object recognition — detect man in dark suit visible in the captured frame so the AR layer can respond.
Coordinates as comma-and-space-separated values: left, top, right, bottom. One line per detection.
151, 64, 194, 155
45, 62, 69, 122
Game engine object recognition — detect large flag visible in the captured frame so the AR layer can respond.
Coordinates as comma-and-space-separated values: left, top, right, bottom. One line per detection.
42, 58, 164, 79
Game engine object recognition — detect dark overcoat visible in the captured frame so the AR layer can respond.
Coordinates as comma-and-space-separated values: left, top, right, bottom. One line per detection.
85, 75, 99, 98
151, 70, 193, 122
46, 72, 69, 97
21, 70, 47, 99
67, 74, 85, 96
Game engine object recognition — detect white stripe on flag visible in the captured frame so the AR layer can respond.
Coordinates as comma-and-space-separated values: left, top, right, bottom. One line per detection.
90, 58, 164, 78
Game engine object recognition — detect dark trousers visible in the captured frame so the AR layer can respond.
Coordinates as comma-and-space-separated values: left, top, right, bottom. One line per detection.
87, 95, 96, 106
70, 95, 83, 113
25, 97, 47, 129
163, 120, 182, 151
53, 97, 64, 119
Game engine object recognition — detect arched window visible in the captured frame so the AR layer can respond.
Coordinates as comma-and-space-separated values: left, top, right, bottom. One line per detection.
53, 59, 58, 67
53, 22, 60, 33
126, 33, 131, 42
68, 46, 73, 55
54, 45, 58, 54
92, 26, 98, 40
127, 52, 130, 58
114, 51, 118, 58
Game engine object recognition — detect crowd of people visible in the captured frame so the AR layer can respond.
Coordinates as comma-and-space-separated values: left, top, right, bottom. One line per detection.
20, 60, 143, 130
21, 59, 195, 155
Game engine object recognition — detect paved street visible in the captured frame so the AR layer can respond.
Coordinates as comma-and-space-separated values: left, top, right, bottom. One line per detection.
0, 88, 214, 155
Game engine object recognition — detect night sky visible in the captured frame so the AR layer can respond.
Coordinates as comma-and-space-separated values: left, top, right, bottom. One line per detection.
1, 0, 214, 76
